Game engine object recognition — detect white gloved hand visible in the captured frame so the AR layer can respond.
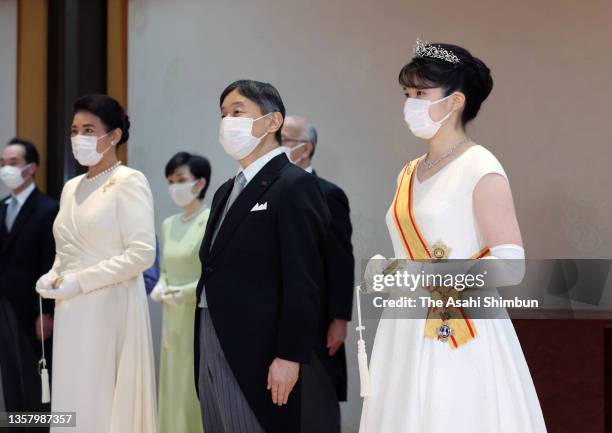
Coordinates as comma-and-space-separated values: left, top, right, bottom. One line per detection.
36, 269, 58, 293
161, 288, 187, 306
150, 281, 166, 302
471, 244, 526, 287
364, 254, 388, 282
37, 273, 82, 301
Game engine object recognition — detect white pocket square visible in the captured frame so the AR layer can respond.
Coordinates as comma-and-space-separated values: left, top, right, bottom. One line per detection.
251, 202, 268, 212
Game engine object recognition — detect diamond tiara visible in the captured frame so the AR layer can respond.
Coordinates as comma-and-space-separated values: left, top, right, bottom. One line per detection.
413, 38, 460, 64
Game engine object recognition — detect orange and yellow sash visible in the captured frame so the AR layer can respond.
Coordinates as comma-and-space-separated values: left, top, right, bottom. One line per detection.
391, 158, 489, 349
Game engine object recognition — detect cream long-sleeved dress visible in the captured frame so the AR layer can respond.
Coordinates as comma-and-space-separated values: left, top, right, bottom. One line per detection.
50, 165, 158, 433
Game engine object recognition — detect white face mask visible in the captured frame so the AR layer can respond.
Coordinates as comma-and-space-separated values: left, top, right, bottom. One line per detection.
71, 131, 114, 166
168, 180, 200, 208
403, 95, 453, 140
280, 142, 308, 165
219, 113, 272, 160
0, 164, 31, 190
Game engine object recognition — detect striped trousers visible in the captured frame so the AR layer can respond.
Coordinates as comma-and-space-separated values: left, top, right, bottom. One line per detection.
198, 308, 266, 433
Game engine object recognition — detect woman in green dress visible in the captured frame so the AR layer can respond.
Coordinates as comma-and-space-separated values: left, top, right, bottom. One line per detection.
151, 152, 212, 433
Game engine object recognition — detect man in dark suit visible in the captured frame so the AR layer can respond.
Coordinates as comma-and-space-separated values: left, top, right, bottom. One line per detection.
281, 116, 355, 433
0, 138, 58, 416
194, 80, 330, 433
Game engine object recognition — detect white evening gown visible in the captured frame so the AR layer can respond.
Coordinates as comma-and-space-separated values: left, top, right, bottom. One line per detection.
359, 145, 547, 433
50, 166, 158, 433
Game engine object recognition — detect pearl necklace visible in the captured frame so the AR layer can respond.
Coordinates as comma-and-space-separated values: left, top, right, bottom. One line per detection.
422, 137, 471, 170
84, 161, 122, 182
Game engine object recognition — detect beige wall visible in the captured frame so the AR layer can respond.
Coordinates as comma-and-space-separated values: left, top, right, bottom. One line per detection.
128, 0, 612, 430
0, 0, 17, 198
128, 0, 612, 260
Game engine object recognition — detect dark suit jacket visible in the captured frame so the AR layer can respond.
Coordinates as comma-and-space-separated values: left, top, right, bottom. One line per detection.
0, 188, 58, 341
0, 297, 45, 415
312, 170, 354, 402
194, 153, 330, 433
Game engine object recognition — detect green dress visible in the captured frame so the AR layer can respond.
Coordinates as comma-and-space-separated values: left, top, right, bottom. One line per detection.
157, 207, 209, 433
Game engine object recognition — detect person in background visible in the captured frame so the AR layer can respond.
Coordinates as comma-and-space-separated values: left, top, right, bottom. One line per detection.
36, 94, 157, 433
143, 238, 161, 294
281, 116, 354, 433
150, 151, 211, 433
0, 138, 58, 424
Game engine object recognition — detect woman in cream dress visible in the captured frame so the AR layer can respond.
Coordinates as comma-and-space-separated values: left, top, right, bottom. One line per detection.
37, 95, 157, 433
359, 41, 547, 433
150, 152, 211, 433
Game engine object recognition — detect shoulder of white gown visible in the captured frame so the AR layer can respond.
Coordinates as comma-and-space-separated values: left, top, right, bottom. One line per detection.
113, 165, 145, 179
67, 173, 86, 184
464, 144, 506, 175
62, 173, 86, 192
112, 165, 152, 187
395, 157, 419, 186
460, 144, 508, 193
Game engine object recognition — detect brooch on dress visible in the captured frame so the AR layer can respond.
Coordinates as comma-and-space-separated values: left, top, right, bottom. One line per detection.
431, 241, 452, 261
103, 178, 117, 192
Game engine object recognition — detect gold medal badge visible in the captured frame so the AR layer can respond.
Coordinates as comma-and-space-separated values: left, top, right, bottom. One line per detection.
431, 241, 451, 260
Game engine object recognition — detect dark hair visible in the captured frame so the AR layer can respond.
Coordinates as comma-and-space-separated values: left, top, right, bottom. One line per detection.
73, 94, 131, 145
7, 137, 39, 165
398, 43, 493, 126
219, 80, 286, 143
165, 152, 212, 199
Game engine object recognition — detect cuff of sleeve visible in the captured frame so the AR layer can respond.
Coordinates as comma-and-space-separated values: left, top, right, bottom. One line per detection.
76, 270, 96, 293
275, 344, 312, 364
328, 311, 352, 321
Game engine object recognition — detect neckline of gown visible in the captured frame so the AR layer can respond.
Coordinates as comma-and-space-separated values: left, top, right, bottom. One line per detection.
415, 144, 480, 186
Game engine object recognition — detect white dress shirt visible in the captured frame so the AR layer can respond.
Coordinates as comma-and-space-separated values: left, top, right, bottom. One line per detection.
238, 146, 284, 184
4, 181, 35, 215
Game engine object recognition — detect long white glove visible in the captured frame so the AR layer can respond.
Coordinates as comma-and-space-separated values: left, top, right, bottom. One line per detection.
35, 269, 58, 293
36, 273, 82, 301
420, 243, 526, 289
472, 244, 526, 287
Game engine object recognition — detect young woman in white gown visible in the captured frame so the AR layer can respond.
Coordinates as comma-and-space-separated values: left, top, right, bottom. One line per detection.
359, 40, 547, 433
36, 95, 158, 433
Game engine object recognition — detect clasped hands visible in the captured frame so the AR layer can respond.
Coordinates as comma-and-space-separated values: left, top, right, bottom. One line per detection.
35, 270, 82, 301
150, 282, 188, 306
